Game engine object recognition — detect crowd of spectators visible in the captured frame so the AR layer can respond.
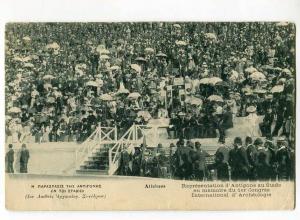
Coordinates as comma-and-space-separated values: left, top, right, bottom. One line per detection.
118, 136, 294, 181
5, 22, 295, 144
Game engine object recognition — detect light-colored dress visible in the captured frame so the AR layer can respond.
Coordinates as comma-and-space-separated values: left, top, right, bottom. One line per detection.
245, 113, 262, 137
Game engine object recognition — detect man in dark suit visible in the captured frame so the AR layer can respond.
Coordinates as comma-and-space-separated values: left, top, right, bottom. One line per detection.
20, 144, 30, 173
193, 142, 210, 181
229, 137, 250, 180
218, 106, 233, 143
260, 108, 274, 137
245, 136, 257, 180
5, 144, 14, 173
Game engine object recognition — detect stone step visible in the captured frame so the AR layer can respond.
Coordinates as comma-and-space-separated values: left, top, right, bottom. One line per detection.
76, 169, 108, 175
84, 160, 108, 165
80, 164, 109, 170
88, 156, 109, 161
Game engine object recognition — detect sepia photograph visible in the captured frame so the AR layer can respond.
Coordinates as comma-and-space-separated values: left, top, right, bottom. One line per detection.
4, 21, 296, 211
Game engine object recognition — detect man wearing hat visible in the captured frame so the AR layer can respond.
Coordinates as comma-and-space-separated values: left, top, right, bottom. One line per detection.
255, 139, 274, 180
218, 106, 233, 143
193, 142, 210, 181
20, 143, 30, 173
176, 112, 186, 139
259, 107, 274, 137
229, 137, 250, 180
276, 137, 292, 180
5, 144, 14, 173
245, 136, 257, 180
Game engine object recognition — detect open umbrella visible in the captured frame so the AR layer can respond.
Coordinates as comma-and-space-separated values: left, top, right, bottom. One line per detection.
46, 42, 60, 50
245, 67, 258, 74
173, 24, 181, 28
145, 47, 154, 53
22, 36, 31, 42
100, 94, 113, 101
110, 65, 120, 70
8, 107, 21, 113
135, 57, 147, 62
175, 40, 188, 46
156, 52, 167, 58
271, 85, 284, 93
23, 63, 34, 68
100, 54, 110, 60
199, 78, 210, 85
249, 71, 266, 81
99, 49, 110, 54
204, 33, 217, 41
199, 77, 222, 85
185, 97, 203, 106
207, 95, 223, 102
208, 77, 223, 85
86, 81, 98, 87
131, 64, 141, 73
128, 92, 141, 99
43, 74, 55, 80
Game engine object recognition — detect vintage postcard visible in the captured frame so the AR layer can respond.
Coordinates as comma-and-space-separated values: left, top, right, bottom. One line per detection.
5, 22, 295, 210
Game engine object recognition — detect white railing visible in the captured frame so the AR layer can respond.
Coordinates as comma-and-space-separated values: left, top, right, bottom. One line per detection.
108, 124, 158, 175
75, 125, 117, 170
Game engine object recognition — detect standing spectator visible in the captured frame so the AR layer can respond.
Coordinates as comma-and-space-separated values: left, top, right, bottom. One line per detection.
193, 142, 209, 180
207, 152, 229, 181
5, 144, 14, 173
229, 137, 250, 180
259, 108, 274, 137
246, 137, 258, 180
276, 137, 292, 180
20, 144, 30, 173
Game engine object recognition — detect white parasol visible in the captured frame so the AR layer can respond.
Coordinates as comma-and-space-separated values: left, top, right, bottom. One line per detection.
209, 77, 223, 85
22, 36, 31, 42
145, 47, 155, 53
245, 67, 258, 74
43, 74, 55, 80
271, 85, 284, 93
131, 64, 142, 73
185, 96, 203, 106
99, 49, 110, 55
46, 42, 60, 50
156, 52, 167, 58
23, 63, 34, 68
128, 92, 141, 99
207, 95, 224, 102
204, 33, 217, 41
249, 71, 266, 81
175, 40, 188, 46
100, 54, 110, 60
100, 93, 113, 101
86, 81, 98, 87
